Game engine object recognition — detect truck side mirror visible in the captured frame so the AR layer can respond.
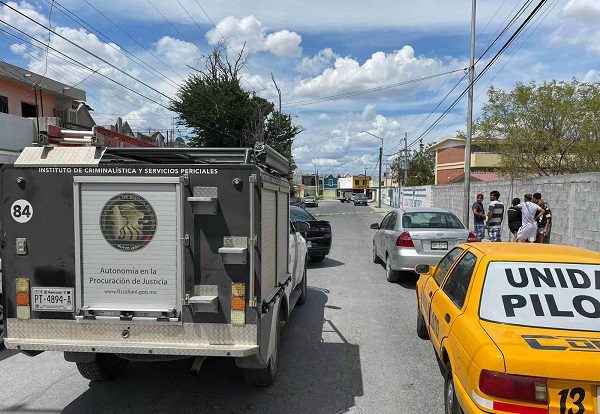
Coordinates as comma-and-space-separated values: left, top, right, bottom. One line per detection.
370, 223, 379, 229
294, 221, 310, 236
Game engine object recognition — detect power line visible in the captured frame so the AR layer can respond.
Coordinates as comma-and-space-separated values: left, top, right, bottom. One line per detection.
40, 0, 54, 79
79, 0, 186, 80
40, 0, 181, 89
0, 1, 175, 104
145, 0, 192, 43
404, 0, 549, 152
283, 68, 466, 109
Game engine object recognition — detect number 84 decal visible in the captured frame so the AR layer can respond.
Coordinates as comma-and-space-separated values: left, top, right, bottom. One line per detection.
11, 199, 33, 223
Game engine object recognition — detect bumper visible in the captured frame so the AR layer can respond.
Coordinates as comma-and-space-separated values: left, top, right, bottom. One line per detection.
354, 202, 367, 206
389, 248, 445, 272
4, 318, 258, 357
454, 373, 491, 414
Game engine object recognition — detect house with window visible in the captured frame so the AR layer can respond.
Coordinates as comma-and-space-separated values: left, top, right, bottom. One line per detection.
430, 136, 505, 184
322, 174, 338, 199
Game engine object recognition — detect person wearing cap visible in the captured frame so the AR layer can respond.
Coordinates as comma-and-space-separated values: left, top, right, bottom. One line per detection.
472, 192, 486, 241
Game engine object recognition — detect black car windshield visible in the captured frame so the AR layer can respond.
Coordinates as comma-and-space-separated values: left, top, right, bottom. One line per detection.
402, 212, 464, 229
290, 206, 316, 221
355, 194, 366, 199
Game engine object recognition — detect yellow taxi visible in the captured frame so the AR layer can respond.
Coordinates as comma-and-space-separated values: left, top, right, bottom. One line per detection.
415, 242, 600, 414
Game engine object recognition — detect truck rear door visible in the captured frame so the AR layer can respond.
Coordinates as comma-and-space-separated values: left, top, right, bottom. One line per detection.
75, 177, 183, 321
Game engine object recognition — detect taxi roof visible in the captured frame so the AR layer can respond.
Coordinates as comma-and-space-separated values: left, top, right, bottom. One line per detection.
464, 242, 600, 264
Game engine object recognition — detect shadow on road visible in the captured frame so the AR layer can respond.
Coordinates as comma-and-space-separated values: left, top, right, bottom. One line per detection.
308, 257, 344, 269
61, 288, 363, 414
397, 272, 419, 290
0, 348, 18, 362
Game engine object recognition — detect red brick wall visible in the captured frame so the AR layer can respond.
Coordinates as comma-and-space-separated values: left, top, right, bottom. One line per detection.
437, 168, 463, 185
437, 146, 465, 164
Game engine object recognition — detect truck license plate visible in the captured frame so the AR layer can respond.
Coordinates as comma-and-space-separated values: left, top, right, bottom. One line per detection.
32, 287, 74, 312
431, 241, 448, 250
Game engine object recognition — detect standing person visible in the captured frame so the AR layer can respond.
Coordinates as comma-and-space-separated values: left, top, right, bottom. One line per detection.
472, 192, 486, 241
507, 197, 522, 242
485, 190, 505, 242
516, 193, 543, 243
533, 192, 552, 243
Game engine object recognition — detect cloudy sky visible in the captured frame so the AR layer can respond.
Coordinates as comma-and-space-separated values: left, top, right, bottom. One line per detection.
0, 0, 598, 175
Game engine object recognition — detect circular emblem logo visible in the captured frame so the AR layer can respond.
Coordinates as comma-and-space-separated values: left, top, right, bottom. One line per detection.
100, 193, 157, 251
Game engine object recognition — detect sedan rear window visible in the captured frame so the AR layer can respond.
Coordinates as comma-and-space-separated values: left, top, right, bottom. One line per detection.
290, 207, 316, 222
480, 261, 600, 332
355, 194, 366, 199
402, 212, 464, 229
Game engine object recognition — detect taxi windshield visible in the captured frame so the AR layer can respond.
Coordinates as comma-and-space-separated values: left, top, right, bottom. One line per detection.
479, 261, 600, 332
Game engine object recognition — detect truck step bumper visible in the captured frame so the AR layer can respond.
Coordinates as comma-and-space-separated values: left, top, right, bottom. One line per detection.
5, 318, 259, 357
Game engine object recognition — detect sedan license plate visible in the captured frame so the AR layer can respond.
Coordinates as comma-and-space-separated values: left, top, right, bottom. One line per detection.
547, 380, 597, 414
431, 241, 448, 250
32, 287, 74, 312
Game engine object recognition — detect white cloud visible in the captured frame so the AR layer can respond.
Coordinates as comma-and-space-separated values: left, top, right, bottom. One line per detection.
549, 26, 600, 54
312, 158, 339, 167
583, 69, 600, 82
155, 36, 201, 67
206, 15, 302, 57
361, 104, 376, 120
292, 46, 459, 100
297, 48, 337, 74
0, 1, 47, 37
563, 0, 600, 23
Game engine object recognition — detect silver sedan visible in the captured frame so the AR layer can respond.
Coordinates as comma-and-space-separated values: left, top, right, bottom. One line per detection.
370, 207, 476, 282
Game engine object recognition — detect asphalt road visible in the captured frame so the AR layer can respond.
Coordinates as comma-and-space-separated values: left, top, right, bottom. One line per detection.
0, 200, 443, 414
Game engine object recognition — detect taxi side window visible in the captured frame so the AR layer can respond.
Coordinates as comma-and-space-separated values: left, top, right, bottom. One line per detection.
432, 247, 464, 285
442, 252, 477, 309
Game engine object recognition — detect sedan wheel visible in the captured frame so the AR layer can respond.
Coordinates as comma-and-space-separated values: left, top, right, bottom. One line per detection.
385, 255, 399, 283
444, 364, 463, 414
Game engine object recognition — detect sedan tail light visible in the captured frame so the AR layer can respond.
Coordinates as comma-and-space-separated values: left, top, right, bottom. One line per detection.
479, 370, 547, 405
396, 231, 414, 247
468, 232, 478, 242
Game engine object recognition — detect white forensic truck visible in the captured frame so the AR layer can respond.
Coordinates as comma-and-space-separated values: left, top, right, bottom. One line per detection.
1, 143, 308, 386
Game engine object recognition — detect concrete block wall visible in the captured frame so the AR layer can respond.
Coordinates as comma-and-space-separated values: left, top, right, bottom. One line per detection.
430, 173, 600, 251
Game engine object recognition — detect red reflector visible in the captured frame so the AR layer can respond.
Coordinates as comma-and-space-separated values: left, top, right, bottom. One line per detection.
479, 370, 547, 405
468, 232, 478, 242
493, 401, 548, 414
396, 231, 414, 247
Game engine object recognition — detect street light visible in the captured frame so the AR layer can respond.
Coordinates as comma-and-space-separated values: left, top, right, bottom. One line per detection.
360, 131, 383, 208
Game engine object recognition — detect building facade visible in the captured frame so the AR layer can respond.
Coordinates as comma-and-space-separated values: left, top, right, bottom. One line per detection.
430, 137, 502, 184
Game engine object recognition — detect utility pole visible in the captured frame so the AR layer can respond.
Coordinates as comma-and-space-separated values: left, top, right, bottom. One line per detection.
464, 0, 477, 228
403, 132, 408, 188
364, 165, 367, 195
360, 130, 384, 208
314, 164, 319, 199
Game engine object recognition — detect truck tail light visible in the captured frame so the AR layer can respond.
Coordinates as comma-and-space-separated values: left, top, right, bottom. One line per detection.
15, 277, 31, 320
468, 232, 478, 242
396, 232, 414, 247
231, 282, 246, 325
479, 369, 547, 405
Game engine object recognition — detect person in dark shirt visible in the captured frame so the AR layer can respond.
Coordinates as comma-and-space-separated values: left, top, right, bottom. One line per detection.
507, 197, 522, 242
472, 192, 486, 241
533, 192, 552, 243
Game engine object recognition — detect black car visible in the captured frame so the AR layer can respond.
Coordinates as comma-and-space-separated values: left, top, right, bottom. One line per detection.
290, 196, 306, 209
354, 193, 368, 206
290, 206, 331, 261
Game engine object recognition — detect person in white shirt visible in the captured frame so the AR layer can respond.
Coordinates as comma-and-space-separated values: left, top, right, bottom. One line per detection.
516, 193, 543, 242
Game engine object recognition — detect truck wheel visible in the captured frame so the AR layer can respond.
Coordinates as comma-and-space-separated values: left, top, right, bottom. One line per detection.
243, 309, 281, 386
444, 364, 464, 414
416, 309, 429, 339
298, 259, 308, 305
385, 256, 399, 283
76, 353, 128, 381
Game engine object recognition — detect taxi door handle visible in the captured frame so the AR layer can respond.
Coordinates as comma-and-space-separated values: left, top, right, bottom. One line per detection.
444, 314, 451, 323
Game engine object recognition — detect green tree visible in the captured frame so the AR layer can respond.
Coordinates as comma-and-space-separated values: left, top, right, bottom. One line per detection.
475, 79, 600, 176
391, 143, 435, 186
169, 46, 302, 160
